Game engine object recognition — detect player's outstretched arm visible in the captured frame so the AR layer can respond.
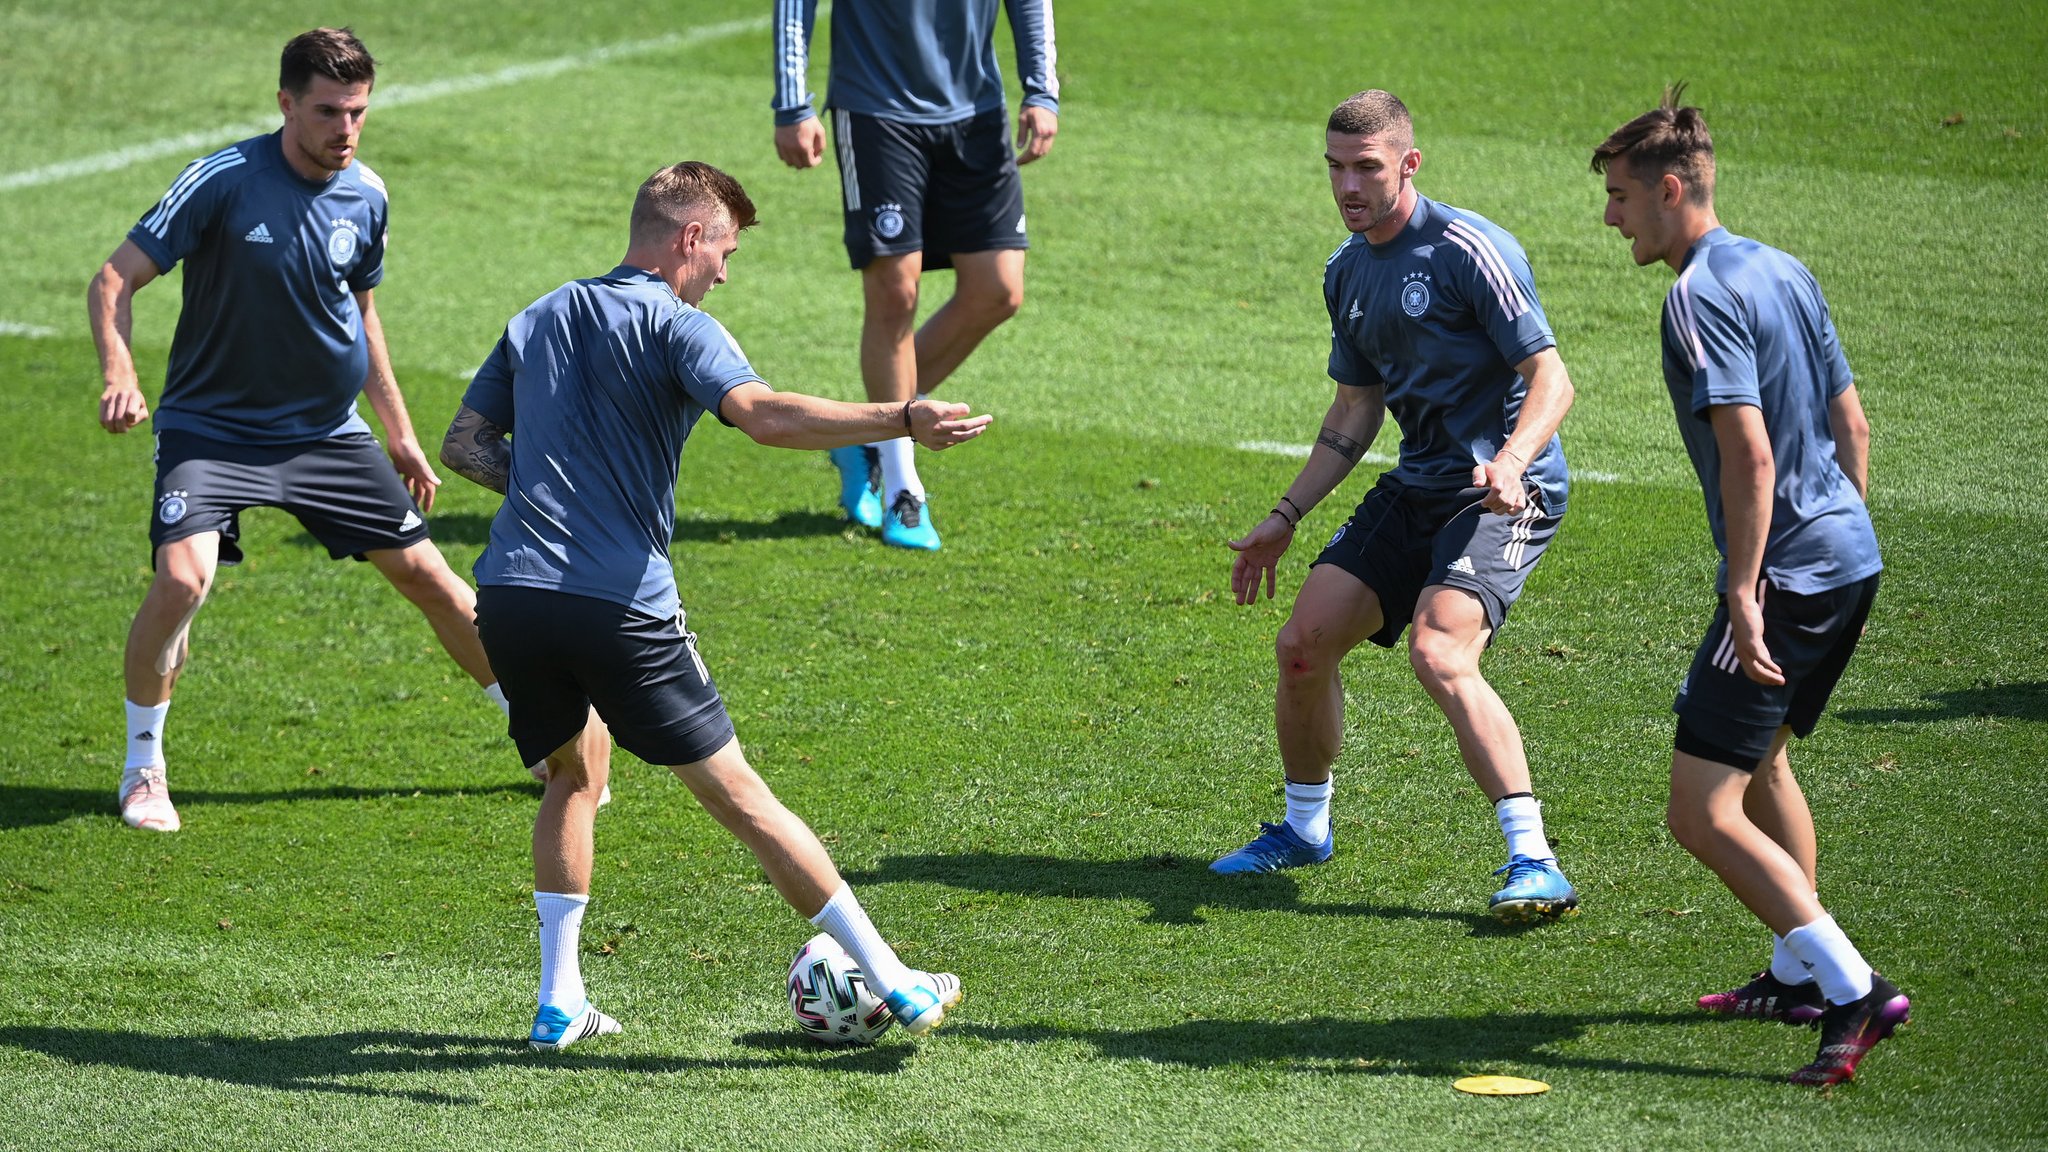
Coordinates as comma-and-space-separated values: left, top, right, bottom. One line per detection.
355, 289, 443, 513
441, 404, 511, 495
1827, 382, 1871, 500
87, 240, 160, 434
1709, 402, 1784, 686
1228, 383, 1385, 604
719, 382, 992, 451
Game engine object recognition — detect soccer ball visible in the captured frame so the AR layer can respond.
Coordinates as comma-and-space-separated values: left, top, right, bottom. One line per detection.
787, 932, 893, 1045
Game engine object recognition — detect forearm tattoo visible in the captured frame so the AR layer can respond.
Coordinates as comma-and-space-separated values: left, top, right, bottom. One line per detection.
1316, 425, 1366, 463
442, 406, 511, 494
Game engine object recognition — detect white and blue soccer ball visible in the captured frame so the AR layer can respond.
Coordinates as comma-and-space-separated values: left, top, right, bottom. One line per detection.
787, 932, 893, 1045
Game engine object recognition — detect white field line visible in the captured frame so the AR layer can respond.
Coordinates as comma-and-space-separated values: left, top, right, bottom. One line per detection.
1234, 439, 1624, 483
0, 320, 58, 337
0, 16, 770, 193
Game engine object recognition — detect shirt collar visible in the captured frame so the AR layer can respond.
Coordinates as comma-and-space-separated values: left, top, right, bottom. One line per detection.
1680, 226, 1731, 271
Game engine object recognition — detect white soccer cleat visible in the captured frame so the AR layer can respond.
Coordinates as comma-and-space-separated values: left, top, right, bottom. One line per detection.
528, 1001, 622, 1052
119, 765, 180, 832
883, 971, 963, 1036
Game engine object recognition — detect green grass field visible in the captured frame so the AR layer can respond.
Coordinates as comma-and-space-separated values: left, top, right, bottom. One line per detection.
3, 1, 2045, 1148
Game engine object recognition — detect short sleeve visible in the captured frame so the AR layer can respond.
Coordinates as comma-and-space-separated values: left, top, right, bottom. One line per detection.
461, 329, 518, 431
1324, 254, 1382, 389
667, 310, 764, 425
1442, 219, 1554, 367
1816, 296, 1853, 398
127, 149, 245, 275
1668, 269, 1761, 417
348, 202, 387, 293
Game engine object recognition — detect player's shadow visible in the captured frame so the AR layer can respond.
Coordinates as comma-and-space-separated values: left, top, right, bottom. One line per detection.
0, 781, 532, 832
1837, 680, 2048, 724
0, 1025, 908, 1103
839, 852, 1504, 932
954, 1010, 1777, 1083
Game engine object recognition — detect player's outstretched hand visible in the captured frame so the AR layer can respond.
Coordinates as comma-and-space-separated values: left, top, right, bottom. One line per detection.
99, 381, 149, 433
1016, 106, 1058, 165
907, 398, 992, 451
387, 436, 444, 514
775, 119, 826, 169
1730, 595, 1786, 686
1469, 456, 1529, 515
1228, 514, 1295, 605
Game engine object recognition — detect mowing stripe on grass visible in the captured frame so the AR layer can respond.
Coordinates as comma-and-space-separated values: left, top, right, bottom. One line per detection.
0, 15, 774, 193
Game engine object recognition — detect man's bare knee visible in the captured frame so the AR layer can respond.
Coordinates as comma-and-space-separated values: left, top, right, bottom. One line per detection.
1275, 623, 1336, 686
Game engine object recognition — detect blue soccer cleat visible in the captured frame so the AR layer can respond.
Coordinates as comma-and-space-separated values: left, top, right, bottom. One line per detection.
882, 971, 963, 1036
829, 446, 883, 528
881, 490, 941, 551
1209, 821, 1333, 874
1488, 855, 1580, 922
528, 1000, 622, 1052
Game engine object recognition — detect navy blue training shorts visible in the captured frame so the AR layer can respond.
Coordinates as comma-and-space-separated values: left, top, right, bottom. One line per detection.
149, 429, 428, 566
1312, 474, 1563, 647
830, 107, 1028, 271
1673, 573, 1880, 769
475, 586, 736, 769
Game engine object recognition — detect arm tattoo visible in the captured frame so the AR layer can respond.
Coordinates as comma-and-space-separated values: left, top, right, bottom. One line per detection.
441, 405, 511, 495
1316, 425, 1366, 463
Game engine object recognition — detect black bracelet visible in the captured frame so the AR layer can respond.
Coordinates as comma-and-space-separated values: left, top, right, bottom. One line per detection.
1271, 505, 1297, 529
1279, 494, 1305, 520
902, 400, 914, 434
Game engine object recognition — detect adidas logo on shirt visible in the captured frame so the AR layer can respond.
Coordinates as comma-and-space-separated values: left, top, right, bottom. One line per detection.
1348, 300, 1363, 320
244, 222, 274, 244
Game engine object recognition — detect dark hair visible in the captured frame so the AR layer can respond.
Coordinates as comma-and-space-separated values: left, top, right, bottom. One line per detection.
1590, 83, 1715, 204
280, 27, 377, 95
1328, 90, 1413, 148
631, 161, 760, 243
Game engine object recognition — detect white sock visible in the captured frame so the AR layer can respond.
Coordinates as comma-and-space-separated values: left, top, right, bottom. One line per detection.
1769, 932, 1815, 985
1494, 794, 1553, 862
873, 437, 923, 505
536, 891, 589, 1009
809, 884, 915, 998
1783, 914, 1874, 1005
1283, 779, 1332, 845
484, 681, 510, 716
125, 699, 170, 771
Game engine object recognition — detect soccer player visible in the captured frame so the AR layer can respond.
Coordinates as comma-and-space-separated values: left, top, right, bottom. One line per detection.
1592, 88, 1908, 1085
1218, 91, 1580, 923
440, 162, 989, 1050
772, 0, 1059, 550
86, 28, 561, 832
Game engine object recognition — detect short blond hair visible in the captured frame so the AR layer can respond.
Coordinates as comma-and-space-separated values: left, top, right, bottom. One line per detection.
630, 162, 758, 246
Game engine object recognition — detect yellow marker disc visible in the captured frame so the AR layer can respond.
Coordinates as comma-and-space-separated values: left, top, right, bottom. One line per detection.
1453, 1075, 1551, 1096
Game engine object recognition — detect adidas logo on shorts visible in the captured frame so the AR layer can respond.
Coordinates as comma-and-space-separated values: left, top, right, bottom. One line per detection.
1447, 555, 1477, 576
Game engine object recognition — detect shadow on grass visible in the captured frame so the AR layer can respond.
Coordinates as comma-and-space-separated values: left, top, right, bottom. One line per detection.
0, 782, 534, 832
289, 509, 848, 551
951, 1011, 1779, 1083
840, 852, 1525, 934
1837, 680, 2048, 724
0, 1026, 908, 1103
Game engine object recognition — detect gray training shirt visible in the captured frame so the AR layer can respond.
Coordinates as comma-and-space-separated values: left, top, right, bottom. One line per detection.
127, 131, 386, 445
464, 266, 762, 620
1661, 228, 1880, 595
1324, 194, 1568, 512
772, 0, 1060, 127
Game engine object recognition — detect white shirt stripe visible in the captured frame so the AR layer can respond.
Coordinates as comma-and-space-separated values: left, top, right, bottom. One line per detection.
1444, 219, 1530, 321
1670, 263, 1707, 371
356, 162, 386, 195
141, 148, 242, 234
143, 151, 247, 238
1036, 0, 1060, 100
